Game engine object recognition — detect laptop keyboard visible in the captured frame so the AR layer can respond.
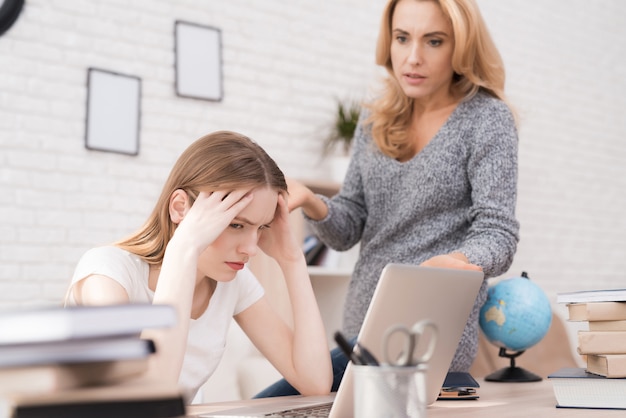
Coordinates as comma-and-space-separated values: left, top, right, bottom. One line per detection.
262, 402, 333, 417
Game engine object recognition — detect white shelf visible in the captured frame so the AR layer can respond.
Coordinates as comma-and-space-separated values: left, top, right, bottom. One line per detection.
307, 266, 352, 277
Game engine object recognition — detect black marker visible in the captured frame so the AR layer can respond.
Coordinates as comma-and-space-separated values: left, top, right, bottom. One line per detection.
334, 331, 366, 365
355, 342, 380, 366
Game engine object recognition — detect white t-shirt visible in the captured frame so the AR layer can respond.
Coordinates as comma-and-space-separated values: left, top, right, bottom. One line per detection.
66, 246, 264, 401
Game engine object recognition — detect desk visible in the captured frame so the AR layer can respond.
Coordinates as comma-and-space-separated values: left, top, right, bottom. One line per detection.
428, 379, 623, 417
187, 379, 624, 417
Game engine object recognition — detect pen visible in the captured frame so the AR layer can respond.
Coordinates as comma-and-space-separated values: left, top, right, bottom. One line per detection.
355, 342, 380, 366
334, 331, 366, 365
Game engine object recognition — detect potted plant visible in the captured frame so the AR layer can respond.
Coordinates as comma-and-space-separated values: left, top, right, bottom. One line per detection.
322, 99, 361, 157
322, 99, 361, 182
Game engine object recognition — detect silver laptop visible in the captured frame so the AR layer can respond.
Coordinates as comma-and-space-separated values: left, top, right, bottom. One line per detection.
200, 264, 484, 418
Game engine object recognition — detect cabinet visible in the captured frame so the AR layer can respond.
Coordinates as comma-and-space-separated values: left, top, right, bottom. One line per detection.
248, 180, 357, 345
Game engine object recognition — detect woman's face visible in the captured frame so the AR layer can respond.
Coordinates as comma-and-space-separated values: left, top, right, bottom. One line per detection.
390, 0, 455, 104
196, 186, 278, 282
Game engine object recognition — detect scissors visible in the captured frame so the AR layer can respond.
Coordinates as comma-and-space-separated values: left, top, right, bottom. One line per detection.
382, 319, 438, 366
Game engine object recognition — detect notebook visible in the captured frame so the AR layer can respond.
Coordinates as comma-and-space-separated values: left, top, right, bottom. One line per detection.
200, 264, 484, 418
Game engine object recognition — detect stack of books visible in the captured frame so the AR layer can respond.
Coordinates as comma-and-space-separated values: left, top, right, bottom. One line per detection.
549, 289, 626, 409
0, 303, 185, 417
557, 288, 626, 377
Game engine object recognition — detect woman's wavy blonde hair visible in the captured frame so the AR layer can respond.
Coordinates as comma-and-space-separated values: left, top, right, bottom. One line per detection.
115, 131, 287, 265
366, 0, 510, 160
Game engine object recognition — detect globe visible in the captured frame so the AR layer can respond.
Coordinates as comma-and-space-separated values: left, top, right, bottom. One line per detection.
480, 272, 552, 352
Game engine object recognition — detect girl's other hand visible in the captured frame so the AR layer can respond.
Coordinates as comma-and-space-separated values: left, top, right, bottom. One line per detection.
258, 193, 302, 263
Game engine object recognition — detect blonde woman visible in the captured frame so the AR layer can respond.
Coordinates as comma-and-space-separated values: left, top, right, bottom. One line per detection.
258, 0, 519, 397
65, 131, 332, 402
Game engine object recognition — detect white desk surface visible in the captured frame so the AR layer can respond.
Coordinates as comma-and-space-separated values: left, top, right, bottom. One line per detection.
186, 378, 624, 417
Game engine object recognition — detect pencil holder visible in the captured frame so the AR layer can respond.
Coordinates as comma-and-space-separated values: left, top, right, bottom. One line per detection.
353, 364, 428, 418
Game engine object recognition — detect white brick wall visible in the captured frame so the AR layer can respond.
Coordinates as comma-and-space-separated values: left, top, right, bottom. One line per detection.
1, 0, 625, 341
478, 0, 626, 308
0, 0, 383, 306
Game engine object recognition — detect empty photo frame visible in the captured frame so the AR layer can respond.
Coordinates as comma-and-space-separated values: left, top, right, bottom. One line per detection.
175, 20, 223, 101
85, 68, 141, 155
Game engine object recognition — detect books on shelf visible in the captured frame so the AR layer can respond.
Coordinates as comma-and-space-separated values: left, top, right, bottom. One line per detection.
303, 234, 341, 268
303, 235, 328, 266
557, 288, 626, 304
565, 301, 626, 321
586, 354, 626, 378
577, 331, 626, 355
548, 367, 626, 409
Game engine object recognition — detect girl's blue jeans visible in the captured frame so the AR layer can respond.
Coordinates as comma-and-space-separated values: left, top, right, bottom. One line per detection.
253, 337, 355, 398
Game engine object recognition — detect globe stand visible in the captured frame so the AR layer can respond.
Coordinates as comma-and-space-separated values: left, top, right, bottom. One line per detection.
484, 347, 542, 382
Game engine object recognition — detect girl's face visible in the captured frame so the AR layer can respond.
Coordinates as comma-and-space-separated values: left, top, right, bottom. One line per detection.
197, 186, 278, 282
390, 0, 455, 104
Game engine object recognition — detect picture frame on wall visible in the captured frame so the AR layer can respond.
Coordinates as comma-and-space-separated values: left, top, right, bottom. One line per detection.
85, 68, 141, 156
175, 20, 223, 101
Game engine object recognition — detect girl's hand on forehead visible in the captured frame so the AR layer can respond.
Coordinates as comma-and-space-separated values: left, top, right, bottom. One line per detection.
175, 189, 253, 254
258, 194, 302, 263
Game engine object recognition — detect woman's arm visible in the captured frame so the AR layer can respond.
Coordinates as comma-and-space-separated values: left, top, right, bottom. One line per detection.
235, 194, 332, 395
455, 100, 520, 276
421, 101, 519, 276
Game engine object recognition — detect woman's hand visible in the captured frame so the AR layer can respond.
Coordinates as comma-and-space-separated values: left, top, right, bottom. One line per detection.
285, 178, 313, 211
286, 177, 328, 220
420, 252, 483, 271
172, 189, 253, 256
257, 194, 302, 264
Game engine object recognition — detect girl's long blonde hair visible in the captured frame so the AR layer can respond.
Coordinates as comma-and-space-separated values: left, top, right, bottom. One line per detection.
115, 131, 287, 264
367, 0, 510, 160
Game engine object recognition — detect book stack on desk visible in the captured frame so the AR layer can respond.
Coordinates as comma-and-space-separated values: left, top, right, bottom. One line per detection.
0, 304, 186, 418
549, 289, 626, 409
557, 288, 626, 378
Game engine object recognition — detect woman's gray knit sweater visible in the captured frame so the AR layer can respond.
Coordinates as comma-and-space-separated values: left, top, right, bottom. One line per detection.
308, 92, 520, 371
